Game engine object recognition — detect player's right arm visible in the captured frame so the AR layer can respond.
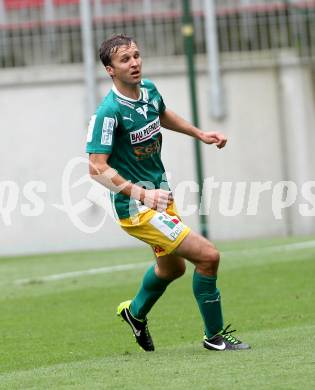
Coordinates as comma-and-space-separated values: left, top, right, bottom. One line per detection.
89, 153, 172, 212
89, 152, 143, 203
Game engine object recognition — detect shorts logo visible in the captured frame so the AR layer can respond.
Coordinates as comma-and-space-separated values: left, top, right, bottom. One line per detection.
101, 117, 115, 146
136, 104, 148, 119
130, 117, 160, 145
154, 245, 165, 255
149, 212, 184, 241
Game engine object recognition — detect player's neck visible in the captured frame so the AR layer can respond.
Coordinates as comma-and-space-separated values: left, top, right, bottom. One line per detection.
113, 80, 140, 100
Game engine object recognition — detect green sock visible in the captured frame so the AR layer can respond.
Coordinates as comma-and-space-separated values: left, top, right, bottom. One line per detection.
192, 270, 224, 339
130, 264, 171, 320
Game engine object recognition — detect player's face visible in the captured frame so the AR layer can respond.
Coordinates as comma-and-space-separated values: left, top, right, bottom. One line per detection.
106, 42, 142, 85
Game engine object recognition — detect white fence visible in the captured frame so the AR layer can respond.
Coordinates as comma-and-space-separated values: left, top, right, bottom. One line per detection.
1, 0, 315, 68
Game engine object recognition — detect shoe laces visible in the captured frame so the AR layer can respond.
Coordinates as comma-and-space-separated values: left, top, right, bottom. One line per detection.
142, 320, 149, 334
142, 321, 153, 346
220, 324, 242, 345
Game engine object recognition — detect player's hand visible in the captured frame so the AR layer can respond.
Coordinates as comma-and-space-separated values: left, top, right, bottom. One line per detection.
143, 189, 173, 212
199, 131, 227, 149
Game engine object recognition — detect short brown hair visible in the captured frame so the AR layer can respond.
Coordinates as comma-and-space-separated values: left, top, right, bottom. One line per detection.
99, 34, 136, 67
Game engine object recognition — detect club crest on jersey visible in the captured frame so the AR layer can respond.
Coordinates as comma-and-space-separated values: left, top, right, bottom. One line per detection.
136, 104, 148, 119
141, 88, 149, 103
129, 117, 160, 144
152, 99, 159, 111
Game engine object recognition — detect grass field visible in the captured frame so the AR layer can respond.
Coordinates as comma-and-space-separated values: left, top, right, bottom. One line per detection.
1, 236, 315, 389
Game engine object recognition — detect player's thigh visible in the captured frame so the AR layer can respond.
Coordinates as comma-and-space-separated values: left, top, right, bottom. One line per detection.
154, 251, 186, 280
172, 230, 219, 266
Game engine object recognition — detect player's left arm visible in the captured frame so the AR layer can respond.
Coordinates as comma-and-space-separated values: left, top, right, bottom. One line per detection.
159, 108, 227, 149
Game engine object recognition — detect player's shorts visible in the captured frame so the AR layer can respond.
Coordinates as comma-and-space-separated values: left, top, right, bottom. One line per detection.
118, 202, 191, 257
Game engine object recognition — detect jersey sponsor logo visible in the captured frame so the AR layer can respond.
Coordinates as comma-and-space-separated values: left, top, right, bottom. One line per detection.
86, 114, 96, 142
116, 97, 135, 109
101, 117, 115, 146
133, 135, 161, 160
130, 117, 160, 145
136, 104, 148, 119
149, 212, 185, 242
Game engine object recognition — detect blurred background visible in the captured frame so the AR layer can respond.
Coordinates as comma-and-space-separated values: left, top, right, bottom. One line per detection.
1, 0, 315, 256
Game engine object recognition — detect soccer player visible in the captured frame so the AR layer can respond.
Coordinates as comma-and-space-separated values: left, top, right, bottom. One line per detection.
86, 34, 250, 351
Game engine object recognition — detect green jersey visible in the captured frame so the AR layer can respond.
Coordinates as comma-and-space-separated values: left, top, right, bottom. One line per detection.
86, 79, 170, 219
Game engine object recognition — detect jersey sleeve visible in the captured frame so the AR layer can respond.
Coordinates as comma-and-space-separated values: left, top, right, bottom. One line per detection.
158, 93, 166, 114
85, 106, 118, 154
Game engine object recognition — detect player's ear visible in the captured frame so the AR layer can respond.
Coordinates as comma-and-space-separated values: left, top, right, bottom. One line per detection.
106, 65, 115, 77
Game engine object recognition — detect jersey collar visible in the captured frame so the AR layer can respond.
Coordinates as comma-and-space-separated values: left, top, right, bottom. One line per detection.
112, 84, 142, 102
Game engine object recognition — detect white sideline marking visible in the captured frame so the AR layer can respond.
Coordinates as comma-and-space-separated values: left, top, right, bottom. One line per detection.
15, 262, 150, 285
14, 240, 315, 285
222, 240, 315, 256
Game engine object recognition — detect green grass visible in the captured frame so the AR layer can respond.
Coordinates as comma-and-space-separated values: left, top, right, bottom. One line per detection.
1, 236, 315, 389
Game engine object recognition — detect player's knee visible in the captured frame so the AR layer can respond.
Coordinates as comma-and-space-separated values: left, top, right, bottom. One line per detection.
200, 247, 220, 273
211, 248, 220, 264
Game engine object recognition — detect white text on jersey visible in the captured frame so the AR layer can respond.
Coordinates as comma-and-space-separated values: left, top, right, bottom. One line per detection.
129, 117, 160, 145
